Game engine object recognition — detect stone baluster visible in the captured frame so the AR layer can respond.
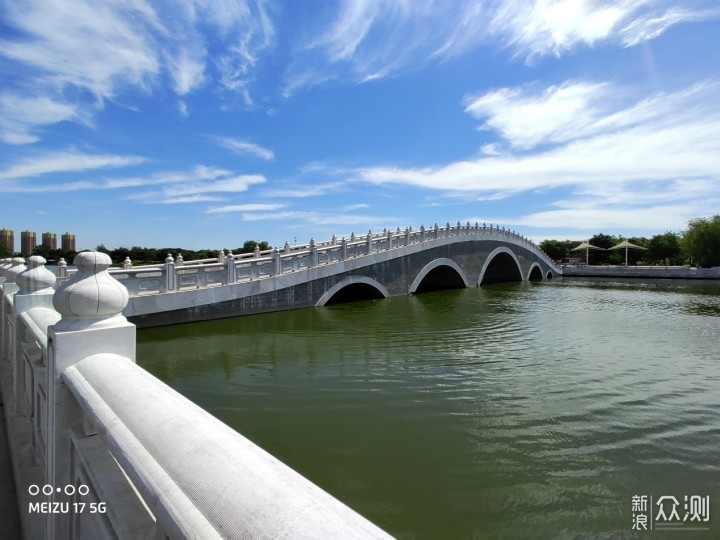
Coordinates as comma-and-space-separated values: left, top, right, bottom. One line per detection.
366, 230, 373, 255
14, 256, 57, 414
456, 221, 461, 235
217, 249, 226, 265
434, 223, 439, 239
331, 234, 337, 246
224, 250, 235, 284
386, 229, 393, 250
164, 254, 176, 291
309, 238, 318, 267
254, 245, 261, 258
420, 225, 426, 242
57, 258, 68, 278
176, 253, 184, 266
404, 227, 410, 246
48, 251, 133, 537
4, 258, 27, 295
445, 222, 451, 237
0, 258, 9, 282
284, 241, 291, 254
340, 238, 348, 261
350, 232, 356, 243
123, 256, 132, 270
272, 248, 281, 275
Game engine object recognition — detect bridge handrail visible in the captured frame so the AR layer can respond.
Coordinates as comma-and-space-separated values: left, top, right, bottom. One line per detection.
0, 253, 390, 539
107, 221, 561, 294
63, 353, 390, 539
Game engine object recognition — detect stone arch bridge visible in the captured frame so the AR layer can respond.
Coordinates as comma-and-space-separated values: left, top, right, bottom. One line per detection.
110, 222, 561, 328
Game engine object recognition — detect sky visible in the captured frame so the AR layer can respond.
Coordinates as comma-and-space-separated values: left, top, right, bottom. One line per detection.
1, 0, 719, 252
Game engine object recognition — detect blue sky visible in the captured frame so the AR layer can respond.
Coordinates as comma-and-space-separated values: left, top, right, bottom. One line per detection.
1, 1, 719, 252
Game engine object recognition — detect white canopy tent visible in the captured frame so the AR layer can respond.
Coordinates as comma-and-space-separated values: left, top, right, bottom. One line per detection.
570, 241, 605, 265
609, 240, 647, 266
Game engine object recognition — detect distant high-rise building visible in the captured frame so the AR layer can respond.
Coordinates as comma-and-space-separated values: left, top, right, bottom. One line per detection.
61, 233, 76, 252
0, 228, 14, 254
42, 232, 57, 250
21, 230, 36, 256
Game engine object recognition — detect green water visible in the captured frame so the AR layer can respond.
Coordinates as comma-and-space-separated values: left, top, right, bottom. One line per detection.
137, 279, 720, 539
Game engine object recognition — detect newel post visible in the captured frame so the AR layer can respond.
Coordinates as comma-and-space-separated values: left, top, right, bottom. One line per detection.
309, 239, 318, 267
272, 248, 281, 275
13, 256, 56, 414
164, 253, 176, 291
224, 250, 235, 284
340, 238, 348, 261
46, 252, 133, 538
366, 230, 373, 254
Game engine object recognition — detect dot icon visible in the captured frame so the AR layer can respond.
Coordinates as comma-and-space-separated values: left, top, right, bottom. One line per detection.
56, 487, 61, 492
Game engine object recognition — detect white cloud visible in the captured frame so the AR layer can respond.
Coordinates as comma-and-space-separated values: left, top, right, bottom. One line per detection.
206, 203, 285, 213
217, 137, 275, 160
286, 1, 719, 94
160, 195, 225, 204
0, 0, 275, 139
260, 181, 346, 198
340, 80, 720, 233
0, 94, 83, 144
464, 82, 612, 150
0, 151, 144, 181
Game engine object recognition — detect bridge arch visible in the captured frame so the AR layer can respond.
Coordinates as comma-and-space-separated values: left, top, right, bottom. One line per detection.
315, 276, 389, 307
409, 258, 469, 294
546, 270, 554, 279
478, 247, 524, 285
527, 262, 543, 281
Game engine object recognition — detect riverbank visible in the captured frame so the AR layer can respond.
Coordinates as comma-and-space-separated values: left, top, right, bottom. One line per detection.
561, 265, 720, 279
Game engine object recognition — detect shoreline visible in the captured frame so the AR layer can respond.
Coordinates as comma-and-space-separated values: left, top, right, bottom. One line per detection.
561, 265, 720, 280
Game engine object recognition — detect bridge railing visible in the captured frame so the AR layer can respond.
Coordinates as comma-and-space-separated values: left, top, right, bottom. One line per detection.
107, 221, 561, 296
0, 253, 390, 539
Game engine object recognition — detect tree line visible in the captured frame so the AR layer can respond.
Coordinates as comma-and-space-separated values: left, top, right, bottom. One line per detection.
93, 240, 272, 266
539, 215, 720, 267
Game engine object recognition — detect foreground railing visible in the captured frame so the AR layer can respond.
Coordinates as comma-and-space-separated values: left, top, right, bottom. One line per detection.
0, 253, 390, 539
107, 221, 561, 296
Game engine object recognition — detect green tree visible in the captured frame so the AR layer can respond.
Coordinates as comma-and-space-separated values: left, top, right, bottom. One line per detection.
539, 239, 576, 261
587, 233, 620, 264
238, 240, 271, 253
683, 215, 720, 267
0, 239, 12, 258
646, 232, 683, 265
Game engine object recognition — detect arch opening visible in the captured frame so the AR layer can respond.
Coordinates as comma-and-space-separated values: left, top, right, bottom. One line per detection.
316, 277, 389, 307
414, 265, 467, 294
546, 271, 554, 280
479, 250, 523, 285
528, 264, 543, 281
323, 283, 386, 305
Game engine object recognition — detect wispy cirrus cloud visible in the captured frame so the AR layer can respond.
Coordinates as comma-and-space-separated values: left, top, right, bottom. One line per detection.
0, 94, 85, 145
206, 203, 285, 214
285, 0, 720, 94
0, 151, 145, 181
216, 137, 275, 160
0, 0, 275, 140
340, 79, 720, 232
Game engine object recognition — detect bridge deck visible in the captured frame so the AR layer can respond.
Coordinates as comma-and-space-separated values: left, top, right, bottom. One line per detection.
0, 402, 21, 539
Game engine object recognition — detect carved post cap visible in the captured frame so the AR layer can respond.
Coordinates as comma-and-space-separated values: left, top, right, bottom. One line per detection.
165, 253, 174, 263
17, 255, 56, 293
7, 257, 27, 281
53, 251, 129, 326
